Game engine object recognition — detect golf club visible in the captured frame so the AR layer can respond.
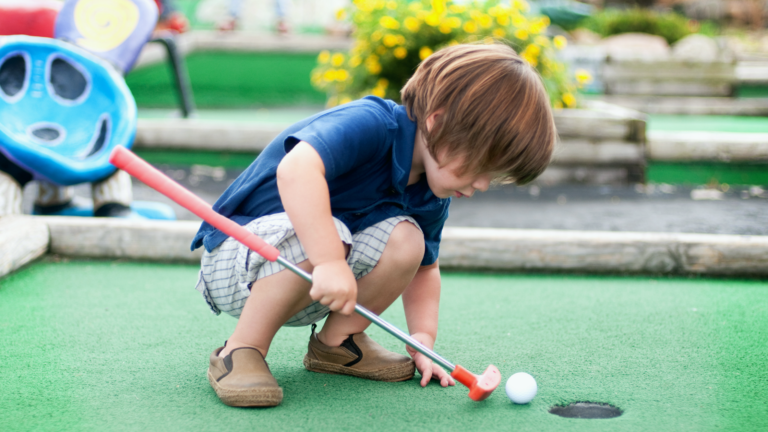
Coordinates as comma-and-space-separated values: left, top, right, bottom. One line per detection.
109, 146, 501, 401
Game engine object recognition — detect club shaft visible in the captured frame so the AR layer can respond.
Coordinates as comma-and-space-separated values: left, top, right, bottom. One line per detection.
275, 256, 456, 371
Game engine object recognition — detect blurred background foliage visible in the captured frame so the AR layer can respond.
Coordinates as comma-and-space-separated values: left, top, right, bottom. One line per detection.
312, 0, 587, 109
577, 7, 719, 44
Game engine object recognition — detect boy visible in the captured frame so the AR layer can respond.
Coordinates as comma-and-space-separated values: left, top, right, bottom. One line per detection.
192, 43, 555, 407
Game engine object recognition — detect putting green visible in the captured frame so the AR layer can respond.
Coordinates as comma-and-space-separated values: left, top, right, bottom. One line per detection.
648, 115, 768, 134
2, 260, 767, 431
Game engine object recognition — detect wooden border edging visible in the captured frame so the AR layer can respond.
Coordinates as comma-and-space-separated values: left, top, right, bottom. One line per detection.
38, 217, 768, 277
0, 216, 49, 279
45, 217, 204, 263
440, 227, 768, 276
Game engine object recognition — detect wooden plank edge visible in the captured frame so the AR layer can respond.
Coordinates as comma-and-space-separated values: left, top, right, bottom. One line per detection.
38, 217, 768, 277
0, 216, 50, 279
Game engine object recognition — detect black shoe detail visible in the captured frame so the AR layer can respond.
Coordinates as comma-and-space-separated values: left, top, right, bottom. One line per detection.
341, 335, 363, 367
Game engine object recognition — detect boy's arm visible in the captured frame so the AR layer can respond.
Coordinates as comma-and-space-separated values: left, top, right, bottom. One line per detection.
276, 141, 357, 315
402, 259, 456, 387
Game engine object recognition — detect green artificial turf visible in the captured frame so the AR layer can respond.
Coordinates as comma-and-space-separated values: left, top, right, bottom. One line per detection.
2, 260, 767, 432
647, 115, 768, 134
125, 52, 326, 108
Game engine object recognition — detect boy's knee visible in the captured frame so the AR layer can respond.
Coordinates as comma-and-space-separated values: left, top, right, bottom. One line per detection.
384, 221, 425, 269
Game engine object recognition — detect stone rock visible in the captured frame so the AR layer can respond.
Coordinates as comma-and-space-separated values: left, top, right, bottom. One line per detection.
601, 33, 671, 61
671, 34, 724, 62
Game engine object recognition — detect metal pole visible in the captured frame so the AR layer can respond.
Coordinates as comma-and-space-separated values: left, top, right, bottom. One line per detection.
275, 256, 456, 372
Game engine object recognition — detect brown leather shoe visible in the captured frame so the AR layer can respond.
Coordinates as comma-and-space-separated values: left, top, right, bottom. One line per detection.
207, 346, 283, 407
303, 325, 415, 382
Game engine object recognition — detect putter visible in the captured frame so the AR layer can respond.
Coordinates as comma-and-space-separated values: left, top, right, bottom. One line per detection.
109, 146, 501, 401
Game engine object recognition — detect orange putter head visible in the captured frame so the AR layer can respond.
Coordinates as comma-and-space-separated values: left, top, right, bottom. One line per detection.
450, 364, 502, 401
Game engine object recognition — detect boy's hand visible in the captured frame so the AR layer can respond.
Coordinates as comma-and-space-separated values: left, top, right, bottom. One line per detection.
406, 332, 456, 388
310, 259, 357, 316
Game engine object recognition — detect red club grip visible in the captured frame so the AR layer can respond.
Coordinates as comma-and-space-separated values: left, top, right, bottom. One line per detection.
109, 147, 280, 262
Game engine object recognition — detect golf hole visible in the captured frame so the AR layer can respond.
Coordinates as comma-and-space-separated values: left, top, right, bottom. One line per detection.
549, 402, 622, 419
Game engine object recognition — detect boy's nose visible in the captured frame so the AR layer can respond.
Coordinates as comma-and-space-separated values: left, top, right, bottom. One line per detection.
472, 177, 491, 192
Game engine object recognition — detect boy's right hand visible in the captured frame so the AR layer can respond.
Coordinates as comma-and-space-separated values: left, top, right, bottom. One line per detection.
310, 259, 357, 315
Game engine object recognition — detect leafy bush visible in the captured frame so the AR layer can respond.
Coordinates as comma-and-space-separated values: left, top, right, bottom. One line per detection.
581, 8, 715, 45
312, 0, 583, 109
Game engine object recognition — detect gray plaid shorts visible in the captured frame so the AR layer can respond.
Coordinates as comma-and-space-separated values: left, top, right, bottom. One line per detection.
194, 212, 420, 326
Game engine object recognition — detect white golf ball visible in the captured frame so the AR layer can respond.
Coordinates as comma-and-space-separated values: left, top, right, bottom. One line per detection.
505, 372, 537, 404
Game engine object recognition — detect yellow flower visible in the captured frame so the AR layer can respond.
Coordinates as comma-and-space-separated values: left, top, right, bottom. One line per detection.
575, 69, 593, 85
439, 24, 452, 34
408, 2, 422, 11
521, 53, 537, 66
419, 46, 433, 60
488, 6, 501, 17
515, 29, 529, 40
496, 15, 509, 26
371, 30, 382, 41
448, 40, 459, 46
524, 44, 541, 57
394, 47, 407, 59
553, 35, 567, 50
376, 45, 387, 55
483, 36, 494, 44
340, 96, 353, 104
323, 69, 338, 81
445, 17, 461, 28
511, 14, 527, 27
372, 87, 386, 97
477, 14, 492, 28
382, 34, 399, 47
396, 35, 406, 44
386, 0, 397, 10
365, 56, 382, 74
349, 55, 362, 67
431, 0, 446, 15
562, 92, 576, 107
317, 50, 330, 64
463, 21, 478, 33
380, 16, 400, 30
331, 53, 345, 67
512, 0, 530, 13
492, 28, 506, 38
554, 100, 563, 109
336, 69, 349, 81
377, 78, 389, 88
425, 12, 440, 26
327, 95, 338, 107
335, 8, 346, 20
404, 17, 421, 32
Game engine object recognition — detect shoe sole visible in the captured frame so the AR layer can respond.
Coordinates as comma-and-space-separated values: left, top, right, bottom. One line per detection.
303, 355, 415, 382
207, 370, 283, 407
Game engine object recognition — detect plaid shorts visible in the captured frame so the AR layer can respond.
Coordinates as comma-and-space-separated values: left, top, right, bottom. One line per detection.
195, 213, 420, 327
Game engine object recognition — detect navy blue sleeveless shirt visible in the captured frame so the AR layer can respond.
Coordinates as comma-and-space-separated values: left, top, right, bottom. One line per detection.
191, 96, 450, 266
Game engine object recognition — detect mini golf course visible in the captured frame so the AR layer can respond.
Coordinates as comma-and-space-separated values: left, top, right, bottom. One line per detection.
1, 259, 767, 431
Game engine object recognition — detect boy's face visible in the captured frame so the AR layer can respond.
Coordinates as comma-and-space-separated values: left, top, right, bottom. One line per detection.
423, 150, 493, 199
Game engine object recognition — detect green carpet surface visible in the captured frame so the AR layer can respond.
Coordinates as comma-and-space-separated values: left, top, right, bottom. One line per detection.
2, 260, 767, 431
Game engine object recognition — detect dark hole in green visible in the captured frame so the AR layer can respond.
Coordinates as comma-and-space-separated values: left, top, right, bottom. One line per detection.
549, 402, 622, 419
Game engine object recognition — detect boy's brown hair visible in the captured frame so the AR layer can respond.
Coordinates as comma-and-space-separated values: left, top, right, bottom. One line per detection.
401, 43, 556, 185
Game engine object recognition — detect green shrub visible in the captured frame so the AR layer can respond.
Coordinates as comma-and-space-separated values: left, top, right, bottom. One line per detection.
312, 0, 582, 109
582, 8, 713, 45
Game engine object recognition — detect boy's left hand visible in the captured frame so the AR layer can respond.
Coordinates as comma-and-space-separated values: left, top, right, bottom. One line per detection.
406, 333, 456, 388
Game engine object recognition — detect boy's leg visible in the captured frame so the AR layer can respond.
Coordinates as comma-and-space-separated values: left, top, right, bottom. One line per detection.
317, 221, 425, 346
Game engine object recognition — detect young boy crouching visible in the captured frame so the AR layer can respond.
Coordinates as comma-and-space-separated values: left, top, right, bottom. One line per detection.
191, 43, 556, 407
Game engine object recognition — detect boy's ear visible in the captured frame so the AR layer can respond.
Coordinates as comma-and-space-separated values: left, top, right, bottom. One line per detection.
425, 109, 444, 133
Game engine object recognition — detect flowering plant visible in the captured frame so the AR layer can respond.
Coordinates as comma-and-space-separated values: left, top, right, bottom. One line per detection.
312, 0, 589, 109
